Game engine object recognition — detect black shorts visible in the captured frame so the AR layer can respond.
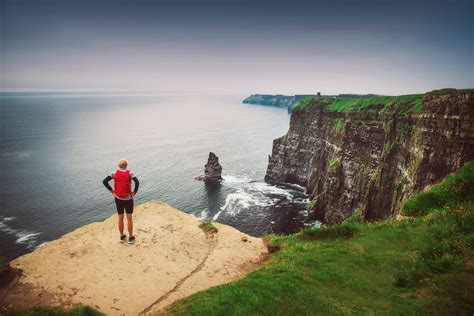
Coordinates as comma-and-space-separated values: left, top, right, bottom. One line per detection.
115, 198, 134, 214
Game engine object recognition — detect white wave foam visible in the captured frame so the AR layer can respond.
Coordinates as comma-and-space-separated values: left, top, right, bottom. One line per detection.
0, 216, 15, 222
195, 209, 209, 221
222, 175, 251, 183
16, 232, 41, 245
36, 241, 48, 249
293, 198, 310, 205
285, 183, 307, 191
249, 182, 294, 199
212, 210, 222, 221
217, 176, 308, 223
220, 189, 275, 217
222, 175, 300, 200
0, 216, 42, 249
304, 220, 322, 228
0, 217, 16, 234
2, 151, 32, 159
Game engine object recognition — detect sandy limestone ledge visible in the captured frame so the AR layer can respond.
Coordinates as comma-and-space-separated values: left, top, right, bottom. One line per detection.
2, 200, 268, 315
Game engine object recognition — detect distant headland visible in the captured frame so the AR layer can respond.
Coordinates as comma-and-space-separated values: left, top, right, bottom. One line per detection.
243, 93, 379, 112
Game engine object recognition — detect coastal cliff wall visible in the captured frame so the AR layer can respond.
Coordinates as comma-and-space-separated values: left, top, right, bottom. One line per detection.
265, 89, 474, 223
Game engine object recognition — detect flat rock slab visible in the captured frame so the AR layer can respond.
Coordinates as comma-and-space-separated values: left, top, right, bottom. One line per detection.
1, 201, 268, 315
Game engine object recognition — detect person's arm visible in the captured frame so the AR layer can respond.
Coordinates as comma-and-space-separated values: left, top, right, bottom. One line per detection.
103, 176, 113, 192
132, 177, 139, 195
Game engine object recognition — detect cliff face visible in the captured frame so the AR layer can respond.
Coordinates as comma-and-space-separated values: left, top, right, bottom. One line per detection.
265, 89, 474, 224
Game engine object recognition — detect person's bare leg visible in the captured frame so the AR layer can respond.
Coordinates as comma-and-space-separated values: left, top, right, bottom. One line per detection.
118, 214, 125, 235
126, 213, 133, 236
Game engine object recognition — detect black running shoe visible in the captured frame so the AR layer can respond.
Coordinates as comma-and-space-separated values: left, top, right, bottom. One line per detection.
120, 234, 126, 242
128, 235, 136, 244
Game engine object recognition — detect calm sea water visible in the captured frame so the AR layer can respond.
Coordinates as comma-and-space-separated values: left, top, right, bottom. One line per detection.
0, 93, 311, 260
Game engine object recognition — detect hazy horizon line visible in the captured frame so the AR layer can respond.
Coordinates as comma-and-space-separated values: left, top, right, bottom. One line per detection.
1, 86, 473, 97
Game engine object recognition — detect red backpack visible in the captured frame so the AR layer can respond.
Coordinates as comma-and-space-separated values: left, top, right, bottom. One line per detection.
113, 169, 131, 198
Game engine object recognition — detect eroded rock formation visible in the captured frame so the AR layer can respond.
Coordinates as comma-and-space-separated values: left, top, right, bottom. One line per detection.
196, 152, 223, 182
265, 89, 474, 224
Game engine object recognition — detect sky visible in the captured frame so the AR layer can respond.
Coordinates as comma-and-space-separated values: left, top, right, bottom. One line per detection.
0, 0, 472, 95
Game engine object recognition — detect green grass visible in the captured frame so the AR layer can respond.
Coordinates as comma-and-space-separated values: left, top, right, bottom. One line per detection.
325, 94, 423, 114
402, 161, 474, 216
332, 118, 345, 131
328, 157, 341, 174
294, 94, 424, 114
294, 97, 336, 111
293, 96, 313, 111
0, 306, 104, 316
412, 98, 423, 112
301, 222, 359, 239
293, 89, 473, 114
199, 221, 218, 234
159, 161, 474, 316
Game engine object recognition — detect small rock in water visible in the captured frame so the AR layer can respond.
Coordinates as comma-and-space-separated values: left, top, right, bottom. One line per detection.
195, 152, 223, 182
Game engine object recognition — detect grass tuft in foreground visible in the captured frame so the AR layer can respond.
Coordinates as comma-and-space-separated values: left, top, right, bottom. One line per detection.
199, 221, 218, 234
158, 161, 474, 316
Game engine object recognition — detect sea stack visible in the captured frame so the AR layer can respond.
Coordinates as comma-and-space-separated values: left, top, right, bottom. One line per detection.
196, 152, 223, 182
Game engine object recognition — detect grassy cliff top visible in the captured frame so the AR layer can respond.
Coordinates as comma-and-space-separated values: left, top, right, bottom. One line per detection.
159, 161, 474, 315
294, 94, 423, 114
324, 94, 423, 113
294, 88, 473, 114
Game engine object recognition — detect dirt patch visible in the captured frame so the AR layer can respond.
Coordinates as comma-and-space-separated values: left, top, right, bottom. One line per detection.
0, 278, 59, 309
0, 265, 22, 289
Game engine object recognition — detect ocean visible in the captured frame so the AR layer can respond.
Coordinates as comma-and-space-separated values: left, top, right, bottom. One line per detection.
0, 93, 310, 260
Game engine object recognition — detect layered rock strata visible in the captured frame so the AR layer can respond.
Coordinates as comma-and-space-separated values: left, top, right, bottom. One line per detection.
265, 89, 474, 223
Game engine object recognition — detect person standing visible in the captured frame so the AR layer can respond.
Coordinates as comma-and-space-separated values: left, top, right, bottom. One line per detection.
103, 159, 139, 244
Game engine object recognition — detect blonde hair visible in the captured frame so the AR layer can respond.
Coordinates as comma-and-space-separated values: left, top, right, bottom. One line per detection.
118, 159, 128, 169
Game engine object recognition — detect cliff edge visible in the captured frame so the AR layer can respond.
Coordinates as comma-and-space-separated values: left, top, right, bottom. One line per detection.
242, 93, 380, 112
0, 201, 268, 315
265, 88, 474, 223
